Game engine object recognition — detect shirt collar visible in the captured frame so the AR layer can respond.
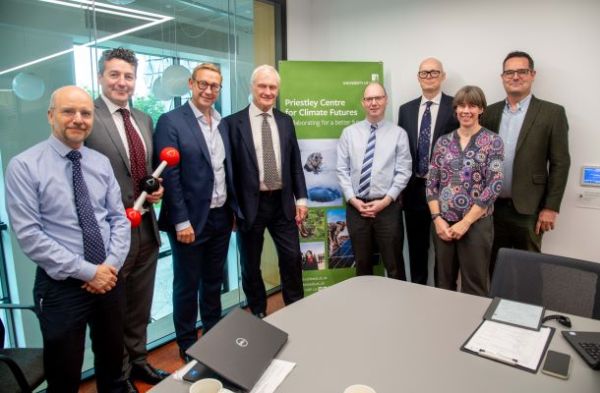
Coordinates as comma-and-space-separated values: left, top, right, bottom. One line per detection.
250, 101, 274, 118
48, 134, 80, 158
504, 94, 532, 112
420, 92, 442, 106
100, 93, 130, 114
188, 100, 221, 122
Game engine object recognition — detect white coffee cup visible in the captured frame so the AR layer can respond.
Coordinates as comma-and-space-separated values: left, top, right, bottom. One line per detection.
343, 384, 377, 393
189, 378, 224, 393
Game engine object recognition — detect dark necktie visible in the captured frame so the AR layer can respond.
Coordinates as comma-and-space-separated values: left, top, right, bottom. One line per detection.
416, 101, 433, 177
358, 123, 377, 198
261, 113, 280, 189
117, 108, 147, 198
66, 150, 106, 265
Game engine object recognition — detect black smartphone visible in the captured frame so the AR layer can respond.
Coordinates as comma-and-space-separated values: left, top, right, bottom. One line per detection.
542, 350, 571, 379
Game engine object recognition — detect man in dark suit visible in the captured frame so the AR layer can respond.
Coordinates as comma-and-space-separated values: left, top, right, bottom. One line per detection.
397, 58, 458, 285
223, 64, 308, 318
481, 51, 570, 275
154, 63, 237, 360
85, 48, 167, 392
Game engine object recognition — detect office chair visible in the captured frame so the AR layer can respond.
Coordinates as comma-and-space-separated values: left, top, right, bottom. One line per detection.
0, 304, 44, 393
489, 248, 600, 320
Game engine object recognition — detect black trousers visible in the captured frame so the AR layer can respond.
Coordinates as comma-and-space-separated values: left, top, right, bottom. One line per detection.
170, 206, 233, 352
120, 213, 159, 376
346, 200, 406, 280
403, 177, 433, 285
33, 268, 126, 393
238, 191, 304, 315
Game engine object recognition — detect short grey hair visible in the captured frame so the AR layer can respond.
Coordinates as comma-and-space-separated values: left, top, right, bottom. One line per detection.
251, 64, 280, 86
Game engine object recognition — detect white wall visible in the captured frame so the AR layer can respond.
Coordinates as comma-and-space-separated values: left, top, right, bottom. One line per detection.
287, 0, 600, 262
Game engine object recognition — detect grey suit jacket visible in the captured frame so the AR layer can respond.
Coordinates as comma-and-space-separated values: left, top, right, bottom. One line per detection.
480, 95, 570, 215
86, 97, 160, 244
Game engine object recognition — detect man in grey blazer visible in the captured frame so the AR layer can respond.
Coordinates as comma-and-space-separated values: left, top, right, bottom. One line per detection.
85, 48, 168, 392
481, 51, 570, 275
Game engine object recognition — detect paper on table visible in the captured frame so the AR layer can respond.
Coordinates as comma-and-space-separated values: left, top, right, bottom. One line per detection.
492, 299, 543, 330
464, 320, 552, 371
249, 359, 296, 393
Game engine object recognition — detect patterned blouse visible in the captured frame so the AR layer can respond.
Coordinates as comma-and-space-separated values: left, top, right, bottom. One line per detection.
426, 128, 504, 222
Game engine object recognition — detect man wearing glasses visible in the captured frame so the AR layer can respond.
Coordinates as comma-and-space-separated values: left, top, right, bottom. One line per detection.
481, 51, 570, 275
337, 82, 412, 280
154, 63, 237, 361
397, 57, 458, 286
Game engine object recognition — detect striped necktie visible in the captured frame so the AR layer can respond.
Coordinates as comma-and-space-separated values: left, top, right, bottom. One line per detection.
357, 123, 378, 198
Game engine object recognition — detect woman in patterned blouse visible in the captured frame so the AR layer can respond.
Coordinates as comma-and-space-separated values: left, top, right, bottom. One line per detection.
426, 86, 504, 296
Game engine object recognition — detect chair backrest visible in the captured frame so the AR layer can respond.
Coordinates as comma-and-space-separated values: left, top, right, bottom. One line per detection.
489, 248, 600, 320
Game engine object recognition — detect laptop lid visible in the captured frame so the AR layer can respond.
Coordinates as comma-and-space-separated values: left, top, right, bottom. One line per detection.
186, 308, 288, 391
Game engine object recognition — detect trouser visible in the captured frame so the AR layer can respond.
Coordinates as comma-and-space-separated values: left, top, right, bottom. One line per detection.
33, 268, 126, 393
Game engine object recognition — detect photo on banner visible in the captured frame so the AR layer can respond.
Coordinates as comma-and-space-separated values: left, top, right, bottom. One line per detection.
279, 60, 385, 295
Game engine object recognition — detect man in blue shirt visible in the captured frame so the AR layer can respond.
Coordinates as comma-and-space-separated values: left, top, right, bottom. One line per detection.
5, 86, 131, 393
337, 82, 412, 279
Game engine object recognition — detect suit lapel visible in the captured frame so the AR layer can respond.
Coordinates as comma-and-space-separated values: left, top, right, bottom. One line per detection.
433, 94, 452, 140
130, 109, 153, 165
94, 98, 131, 172
274, 110, 288, 165
239, 107, 259, 172
515, 95, 540, 153
408, 100, 420, 156
182, 104, 212, 167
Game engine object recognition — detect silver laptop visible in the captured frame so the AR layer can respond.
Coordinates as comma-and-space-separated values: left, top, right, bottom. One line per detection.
185, 308, 288, 391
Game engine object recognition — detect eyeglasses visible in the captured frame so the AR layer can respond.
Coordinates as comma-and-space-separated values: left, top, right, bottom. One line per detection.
193, 79, 222, 92
56, 108, 93, 119
502, 69, 532, 78
418, 70, 441, 79
362, 96, 386, 103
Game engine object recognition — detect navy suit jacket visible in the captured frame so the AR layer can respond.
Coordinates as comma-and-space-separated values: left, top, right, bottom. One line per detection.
222, 105, 307, 230
153, 103, 238, 235
397, 92, 458, 175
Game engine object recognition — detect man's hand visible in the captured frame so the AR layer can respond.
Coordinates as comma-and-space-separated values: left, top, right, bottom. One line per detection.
362, 196, 392, 218
536, 208, 558, 235
82, 264, 118, 294
177, 226, 195, 244
295, 205, 308, 225
145, 179, 164, 204
434, 217, 453, 242
449, 219, 472, 240
349, 197, 372, 217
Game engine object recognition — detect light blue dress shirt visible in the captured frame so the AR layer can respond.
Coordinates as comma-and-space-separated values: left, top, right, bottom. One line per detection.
498, 94, 532, 198
337, 119, 412, 201
5, 135, 131, 282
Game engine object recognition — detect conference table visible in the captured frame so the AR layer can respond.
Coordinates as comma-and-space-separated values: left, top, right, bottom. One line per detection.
150, 276, 600, 393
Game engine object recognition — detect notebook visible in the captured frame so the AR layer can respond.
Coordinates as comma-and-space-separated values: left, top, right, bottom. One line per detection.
185, 308, 288, 391
561, 330, 600, 369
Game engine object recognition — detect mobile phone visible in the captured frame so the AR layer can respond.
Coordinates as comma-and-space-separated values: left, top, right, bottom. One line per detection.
542, 350, 571, 379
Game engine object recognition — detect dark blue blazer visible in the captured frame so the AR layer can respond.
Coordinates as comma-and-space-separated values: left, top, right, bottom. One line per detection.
222, 105, 307, 230
153, 103, 239, 234
397, 92, 458, 175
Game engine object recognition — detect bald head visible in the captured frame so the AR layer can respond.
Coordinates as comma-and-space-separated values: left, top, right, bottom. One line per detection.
418, 57, 446, 99
48, 86, 94, 149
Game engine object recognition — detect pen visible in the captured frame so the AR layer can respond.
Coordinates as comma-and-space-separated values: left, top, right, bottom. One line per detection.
478, 349, 519, 365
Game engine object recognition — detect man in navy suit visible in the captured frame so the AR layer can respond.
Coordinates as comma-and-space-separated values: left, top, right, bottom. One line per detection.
397, 58, 458, 285
223, 65, 308, 318
154, 63, 237, 360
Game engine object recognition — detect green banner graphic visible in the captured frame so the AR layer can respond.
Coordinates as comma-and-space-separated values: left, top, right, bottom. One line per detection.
279, 61, 384, 295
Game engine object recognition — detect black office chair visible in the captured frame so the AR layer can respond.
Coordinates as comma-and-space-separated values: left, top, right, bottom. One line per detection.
0, 304, 44, 393
489, 248, 600, 320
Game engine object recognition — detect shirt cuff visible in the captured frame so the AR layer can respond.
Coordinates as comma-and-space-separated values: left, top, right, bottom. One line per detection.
175, 221, 192, 232
74, 261, 98, 282
296, 198, 308, 207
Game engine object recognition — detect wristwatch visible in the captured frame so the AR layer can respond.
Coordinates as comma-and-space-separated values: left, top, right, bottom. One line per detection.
431, 213, 442, 221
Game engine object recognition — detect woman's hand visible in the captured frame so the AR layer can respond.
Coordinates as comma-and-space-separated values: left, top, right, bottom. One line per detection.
449, 219, 472, 240
434, 217, 453, 242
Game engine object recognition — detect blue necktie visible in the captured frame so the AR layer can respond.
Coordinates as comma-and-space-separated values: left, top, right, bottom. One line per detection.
416, 101, 433, 177
357, 123, 378, 198
67, 150, 106, 265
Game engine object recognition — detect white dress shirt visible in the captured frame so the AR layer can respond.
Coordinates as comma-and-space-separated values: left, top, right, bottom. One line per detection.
249, 102, 282, 191
417, 92, 442, 156
100, 94, 147, 158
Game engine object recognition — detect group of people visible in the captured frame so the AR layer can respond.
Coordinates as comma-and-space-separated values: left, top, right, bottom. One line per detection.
5, 49, 307, 393
337, 51, 570, 300
3, 48, 570, 393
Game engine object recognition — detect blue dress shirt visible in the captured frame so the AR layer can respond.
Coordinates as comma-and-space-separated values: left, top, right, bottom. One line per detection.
5, 135, 130, 282
337, 119, 412, 201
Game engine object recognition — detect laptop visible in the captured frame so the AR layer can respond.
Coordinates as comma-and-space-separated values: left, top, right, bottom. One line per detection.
185, 308, 288, 391
561, 330, 600, 369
